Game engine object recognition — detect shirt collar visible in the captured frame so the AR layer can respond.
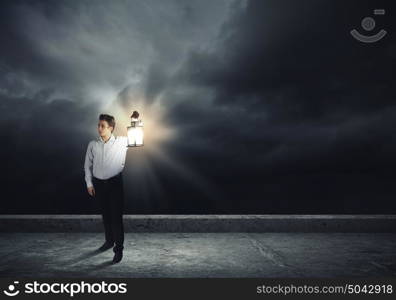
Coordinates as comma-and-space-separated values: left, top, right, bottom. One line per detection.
98, 133, 115, 144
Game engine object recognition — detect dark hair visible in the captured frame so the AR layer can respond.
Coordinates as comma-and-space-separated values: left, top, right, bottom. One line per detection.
131, 111, 139, 119
99, 114, 115, 132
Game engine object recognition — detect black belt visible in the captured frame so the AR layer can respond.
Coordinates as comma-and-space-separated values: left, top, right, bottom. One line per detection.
93, 172, 122, 183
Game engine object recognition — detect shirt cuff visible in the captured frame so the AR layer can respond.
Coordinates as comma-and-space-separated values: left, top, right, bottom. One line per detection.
86, 180, 93, 188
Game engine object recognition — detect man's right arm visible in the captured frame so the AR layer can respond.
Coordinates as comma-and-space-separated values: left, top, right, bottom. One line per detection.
84, 141, 95, 195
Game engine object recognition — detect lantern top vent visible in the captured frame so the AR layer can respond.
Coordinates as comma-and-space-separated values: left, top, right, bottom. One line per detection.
130, 110, 142, 126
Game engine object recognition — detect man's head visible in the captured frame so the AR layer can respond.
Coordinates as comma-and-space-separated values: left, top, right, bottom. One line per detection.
98, 114, 115, 137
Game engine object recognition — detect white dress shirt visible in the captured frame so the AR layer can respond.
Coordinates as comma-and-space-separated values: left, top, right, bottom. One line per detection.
84, 133, 128, 188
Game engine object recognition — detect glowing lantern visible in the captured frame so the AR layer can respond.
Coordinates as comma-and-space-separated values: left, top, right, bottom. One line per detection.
127, 111, 144, 147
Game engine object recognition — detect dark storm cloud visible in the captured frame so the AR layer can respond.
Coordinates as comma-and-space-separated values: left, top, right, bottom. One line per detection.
152, 0, 396, 212
163, 0, 396, 172
0, 90, 98, 213
175, 0, 396, 116
0, 0, 230, 104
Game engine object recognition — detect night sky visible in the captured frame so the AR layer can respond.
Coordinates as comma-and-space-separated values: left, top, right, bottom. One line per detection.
1, 0, 395, 214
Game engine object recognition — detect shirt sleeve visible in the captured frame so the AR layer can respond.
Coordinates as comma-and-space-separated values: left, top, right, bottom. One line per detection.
84, 141, 94, 188
122, 136, 129, 148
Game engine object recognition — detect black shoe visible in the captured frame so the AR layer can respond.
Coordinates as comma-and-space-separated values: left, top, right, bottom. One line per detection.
112, 251, 123, 263
98, 241, 114, 251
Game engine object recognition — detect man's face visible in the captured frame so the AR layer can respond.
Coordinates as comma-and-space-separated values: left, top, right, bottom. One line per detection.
97, 120, 113, 137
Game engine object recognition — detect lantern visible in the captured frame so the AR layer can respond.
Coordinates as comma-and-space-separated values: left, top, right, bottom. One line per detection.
127, 113, 144, 147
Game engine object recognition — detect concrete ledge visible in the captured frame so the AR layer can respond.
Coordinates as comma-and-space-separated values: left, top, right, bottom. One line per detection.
1, 215, 396, 232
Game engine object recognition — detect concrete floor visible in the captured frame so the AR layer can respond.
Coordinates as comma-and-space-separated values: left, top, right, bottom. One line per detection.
0, 233, 395, 278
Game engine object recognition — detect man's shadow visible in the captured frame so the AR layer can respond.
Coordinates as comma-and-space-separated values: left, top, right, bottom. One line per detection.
64, 247, 116, 269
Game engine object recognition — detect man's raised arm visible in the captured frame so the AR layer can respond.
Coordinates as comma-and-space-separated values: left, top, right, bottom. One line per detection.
122, 136, 129, 149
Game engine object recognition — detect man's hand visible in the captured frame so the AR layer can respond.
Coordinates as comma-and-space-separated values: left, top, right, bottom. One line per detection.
87, 186, 95, 196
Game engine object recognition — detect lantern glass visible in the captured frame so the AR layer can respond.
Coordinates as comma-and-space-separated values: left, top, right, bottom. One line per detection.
127, 120, 144, 147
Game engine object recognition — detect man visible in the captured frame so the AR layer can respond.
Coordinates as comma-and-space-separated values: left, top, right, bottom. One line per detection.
84, 113, 135, 263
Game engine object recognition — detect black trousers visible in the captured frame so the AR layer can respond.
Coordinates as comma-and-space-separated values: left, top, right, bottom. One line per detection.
93, 172, 125, 252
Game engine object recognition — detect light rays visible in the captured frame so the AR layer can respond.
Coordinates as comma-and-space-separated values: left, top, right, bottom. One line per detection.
100, 89, 224, 209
